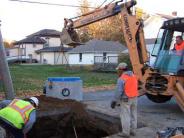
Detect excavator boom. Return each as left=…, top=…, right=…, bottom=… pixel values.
left=71, top=1, right=136, bottom=29
left=61, top=0, right=136, bottom=46
left=61, top=0, right=184, bottom=112
left=61, top=0, right=148, bottom=81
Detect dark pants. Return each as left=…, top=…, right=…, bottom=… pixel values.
left=0, top=118, right=24, bottom=138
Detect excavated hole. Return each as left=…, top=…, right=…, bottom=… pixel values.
left=27, top=95, right=146, bottom=138
left=27, top=95, right=120, bottom=138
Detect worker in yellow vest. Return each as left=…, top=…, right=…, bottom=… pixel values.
left=0, top=97, right=39, bottom=138
left=111, top=62, right=138, bottom=138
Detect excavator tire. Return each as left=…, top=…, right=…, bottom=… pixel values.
left=146, top=93, right=172, bottom=103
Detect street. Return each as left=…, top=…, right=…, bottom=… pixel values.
left=83, top=90, right=184, bottom=137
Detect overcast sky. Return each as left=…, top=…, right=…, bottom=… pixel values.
left=0, top=0, right=183, bottom=41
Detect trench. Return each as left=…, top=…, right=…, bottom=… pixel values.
left=27, top=95, right=121, bottom=138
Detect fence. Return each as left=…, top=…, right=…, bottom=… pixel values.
left=94, top=56, right=118, bottom=72
left=94, top=56, right=118, bottom=64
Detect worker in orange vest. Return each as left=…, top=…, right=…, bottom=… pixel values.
left=174, top=35, right=184, bottom=51
left=111, top=62, right=138, bottom=138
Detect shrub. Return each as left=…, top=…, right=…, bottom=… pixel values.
left=118, top=53, right=132, bottom=70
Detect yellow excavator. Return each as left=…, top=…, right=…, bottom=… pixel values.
left=61, top=0, right=184, bottom=112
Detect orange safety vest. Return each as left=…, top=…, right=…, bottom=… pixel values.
left=175, top=41, right=184, bottom=51
left=120, top=74, right=138, bottom=98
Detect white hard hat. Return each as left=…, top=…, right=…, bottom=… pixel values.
left=30, top=97, right=39, bottom=107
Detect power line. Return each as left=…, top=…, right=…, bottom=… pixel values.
left=109, top=0, right=116, bottom=4
left=97, top=0, right=108, bottom=8
left=70, top=0, right=117, bottom=20
left=9, top=0, right=96, bottom=9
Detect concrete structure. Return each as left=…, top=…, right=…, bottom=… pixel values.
left=46, top=77, right=83, bottom=101
left=68, top=39, right=127, bottom=65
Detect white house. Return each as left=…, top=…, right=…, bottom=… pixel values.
left=13, top=36, right=46, bottom=62
left=68, top=39, right=127, bottom=65
left=36, top=47, right=72, bottom=65
left=10, top=29, right=71, bottom=64
left=27, top=29, right=61, bottom=47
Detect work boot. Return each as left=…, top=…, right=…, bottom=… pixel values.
left=117, top=132, right=130, bottom=138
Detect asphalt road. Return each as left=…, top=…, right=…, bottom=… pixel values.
left=83, top=90, right=184, bottom=138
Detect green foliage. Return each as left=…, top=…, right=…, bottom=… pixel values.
left=118, top=53, right=132, bottom=69
left=0, top=65, right=117, bottom=93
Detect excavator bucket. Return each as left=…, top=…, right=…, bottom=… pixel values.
left=174, top=82, right=184, bottom=112
left=60, top=28, right=83, bottom=47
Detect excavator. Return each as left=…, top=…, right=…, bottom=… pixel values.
left=61, top=0, right=184, bottom=112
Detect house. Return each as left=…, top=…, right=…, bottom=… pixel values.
left=144, top=13, right=175, bottom=40
left=68, top=39, right=127, bottom=65
left=10, top=29, right=71, bottom=64
left=13, top=36, right=46, bottom=62
left=27, top=29, right=61, bottom=47
left=36, top=46, right=72, bottom=65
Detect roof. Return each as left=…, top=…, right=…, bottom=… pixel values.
left=68, top=39, right=126, bottom=54
left=161, top=17, right=184, bottom=32
left=36, top=46, right=72, bottom=53
left=13, top=36, right=46, bottom=45
left=27, top=29, right=61, bottom=37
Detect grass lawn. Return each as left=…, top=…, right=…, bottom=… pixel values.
left=0, top=65, right=117, bottom=94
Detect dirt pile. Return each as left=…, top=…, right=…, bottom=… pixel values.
left=27, top=95, right=119, bottom=138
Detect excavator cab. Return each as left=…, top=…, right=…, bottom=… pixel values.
left=152, top=18, right=184, bottom=75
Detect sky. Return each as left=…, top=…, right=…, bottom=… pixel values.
left=0, top=0, right=184, bottom=41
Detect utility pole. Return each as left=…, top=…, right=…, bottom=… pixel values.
left=0, top=21, right=15, bottom=99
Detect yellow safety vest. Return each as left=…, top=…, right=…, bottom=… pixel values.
left=0, top=99, right=35, bottom=129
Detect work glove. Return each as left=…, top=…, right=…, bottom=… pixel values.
left=111, top=101, right=116, bottom=109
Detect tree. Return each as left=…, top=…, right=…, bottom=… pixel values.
left=77, top=0, right=92, bottom=42
left=3, top=40, right=15, bottom=48
left=77, top=0, right=125, bottom=44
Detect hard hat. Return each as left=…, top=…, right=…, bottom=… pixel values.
left=116, top=62, right=128, bottom=70
left=30, top=97, right=39, bottom=107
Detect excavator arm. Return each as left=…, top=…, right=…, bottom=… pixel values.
left=61, top=0, right=148, bottom=82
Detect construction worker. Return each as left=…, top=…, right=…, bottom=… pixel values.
left=111, top=62, right=138, bottom=138
left=0, top=97, right=39, bottom=138
left=173, top=35, right=184, bottom=51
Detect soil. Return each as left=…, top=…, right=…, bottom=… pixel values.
left=27, top=95, right=119, bottom=138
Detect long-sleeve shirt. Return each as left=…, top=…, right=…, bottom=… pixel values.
left=113, top=71, right=134, bottom=101
left=0, top=100, right=36, bottom=133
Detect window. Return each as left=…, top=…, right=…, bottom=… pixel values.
left=79, top=53, right=82, bottom=62
left=152, top=29, right=164, bottom=56
left=103, top=52, right=107, bottom=62
left=44, top=43, right=49, bottom=48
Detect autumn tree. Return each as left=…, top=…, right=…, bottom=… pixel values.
left=3, top=40, right=15, bottom=48
left=77, top=0, right=92, bottom=42
left=77, top=0, right=125, bottom=43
